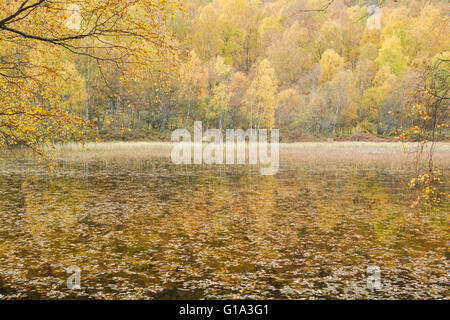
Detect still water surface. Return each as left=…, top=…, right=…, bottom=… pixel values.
left=0, top=157, right=448, bottom=299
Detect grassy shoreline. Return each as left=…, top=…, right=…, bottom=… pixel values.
left=43, top=141, right=450, bottom=165
left=1, top=141, right=449, bottom=167
left=55, top=140, right=450, bottom=151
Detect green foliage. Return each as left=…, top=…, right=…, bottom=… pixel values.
left=376, top=36, right=409, bottom=76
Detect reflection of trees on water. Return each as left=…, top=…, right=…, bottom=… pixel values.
left=0, top=159, right=447, bottom=298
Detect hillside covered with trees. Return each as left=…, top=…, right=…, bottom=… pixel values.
left=2, top=0, right=449, bottom=143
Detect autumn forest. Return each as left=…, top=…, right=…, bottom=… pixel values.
left=0, top=0, right=449, bottom=303
left=1, top=0, right=449, bottom=146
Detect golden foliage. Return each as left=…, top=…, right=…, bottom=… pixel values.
left=0, top=0, right=184, bottom=167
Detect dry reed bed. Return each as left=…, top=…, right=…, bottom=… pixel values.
left=50, top=141, right=450, bottom=167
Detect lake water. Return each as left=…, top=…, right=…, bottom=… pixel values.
left=0, top=151, right=448, bottom=299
